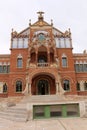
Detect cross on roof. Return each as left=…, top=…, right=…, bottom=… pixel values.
left=37, top=11, right=44, bottom=17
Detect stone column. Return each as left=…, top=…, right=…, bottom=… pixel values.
left=22, top=82, right=28, bottom=95
left=48, top=52, right=50, bottom=63
left=36, top=48, right=38, bottom=65
left=80, top=81, right=84, bottom=91
left=22, top=75, right=31, bottom=95
left=29, top=83, right=31, bottom=95
left=56, top=81, right=65, bottom=95
left=26, top=57, right=30, bottom=68
left=79, top=101, right=86, bottom=117
left=36, top=53, right=37, bottom=63
left=56, top=82, right=59, bottom=94
left=59, top=82, right=65, bottom=95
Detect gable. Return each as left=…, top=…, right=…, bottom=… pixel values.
left=32, top=20, right=51, bottom=27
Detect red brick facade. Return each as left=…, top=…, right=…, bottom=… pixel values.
left=0, top=12, right=87, bottom=97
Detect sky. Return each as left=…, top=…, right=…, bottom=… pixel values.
left=0, top=0, right=87, bottom=54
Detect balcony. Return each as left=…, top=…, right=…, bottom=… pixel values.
left=29, top=62, right=58, bottom=68
left=37, top=63, right=49, bottom=67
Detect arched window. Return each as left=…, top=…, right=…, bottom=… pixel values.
left=17, top=58, right=22, bottom=68
left=84, top=81, right=87, bottom=91
left=16, top=81, right=22, bottom=92
left=62, top=54, right=67, bottom=67
left=17, top=54, right=23, bottom=68
left=76, top=82, right=80, bottom=91
left=62, top=57, right=67, bottom=67
left=3, top=83, right=7, bottom=93
left=63, top=80, right=70, bottom=91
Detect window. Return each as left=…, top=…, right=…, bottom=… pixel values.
left=34, top=106, right=45, bottom=118
left=79, top=64, right=83, bottom=72
left=75, top=61, right=87, bottom=72
left=84, top=81, right=87, bottom=91
left=7, top=65, right=10, bottom=73
left=0, top=65, right=10, bottom=73
left=83, top=64, right=87, bottom=72
left=3, top=66, right=7, bottom=73
left=63, top=80, right=70, bottom=91
left=55, top=38, right=60, bottom=48
left=38, top=33, right=45, bottom=41
left=16, top=81, right=22, bottom=92
left=18, top=38, right=23, bottom=48
left=0, top=66, right=3, bottom=73
left=23, top=38, right=28, bottom=48
left=12, top=38, right=18, bottom=48
left=17, top=58, right=22, bottom=68
left=3, top=83, right=7, bottom=93
left=75, top=64, right=79, bottom=72
left=76, top=82, right=80, bottom=91
left=60, top=38, right=65, bottom=48
left=65, top=38, right=71, bottom=48
left=62, top=57, right=67, bottom=67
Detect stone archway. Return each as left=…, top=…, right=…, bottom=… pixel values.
left=31, top=74, right=56, bottom=95
left=25, top=69, right=64, bottom=95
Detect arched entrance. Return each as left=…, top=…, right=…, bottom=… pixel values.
left=31, top=74, right=56, bottom=95
left=37, top=79, right=49, bottom=95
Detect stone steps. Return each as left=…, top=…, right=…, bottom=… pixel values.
left=0, top=95, right=81, bottom=122
left=21, top=95, right=65, bottom=103
left=0, top=95, right=64, bottom=122
left=0, top=107, right=27, bottom=122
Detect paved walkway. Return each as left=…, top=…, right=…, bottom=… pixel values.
left=0, top=117, right=87, bottom=130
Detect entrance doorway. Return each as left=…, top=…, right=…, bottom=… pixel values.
left=37, top=80, right=49, bottom=95
left=31, top=74, right=56, bottom=95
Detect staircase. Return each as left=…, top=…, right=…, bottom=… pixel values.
left=0, top=95, right=66, bottom=122
left=0, top=105, right=27, bottom=122
left=0, top=95, right=87, bottom=121
left=21, top=95, right=65, bottom=103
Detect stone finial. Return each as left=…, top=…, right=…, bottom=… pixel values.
left=12, top=28, right=13, bottom=33
left=51, top=19, right=53, bottom=26
left=11, top=28, right=14, bottom=38
left=29, top=19, right=31, bottom=26
left=37, top=11, right=44, bottom=21
left=69, top=28, right=71, bottom=35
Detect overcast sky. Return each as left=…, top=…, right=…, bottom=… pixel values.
left=0, top=0, right=87, bottom=54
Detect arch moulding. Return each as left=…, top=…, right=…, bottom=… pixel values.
left=29, top=69, right=58, bottom=83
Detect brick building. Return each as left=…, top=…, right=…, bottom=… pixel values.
left=0, top=11, right=87, bottom=97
